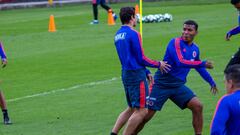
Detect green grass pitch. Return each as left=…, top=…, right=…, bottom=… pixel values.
left=0, top=0, right=238, bottom=134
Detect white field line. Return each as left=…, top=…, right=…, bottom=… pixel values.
left=8, top=77, right=119, bottom=102
left=7, top=69, right=225, bottom=103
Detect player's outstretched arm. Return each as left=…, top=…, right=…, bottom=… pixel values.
left=205, top=60, right=214, bottom=69
left=195, top=67, right=217, bottom=95
left=210, top=86, right=218, bottom=95
left=159, top=61, right=171, bottom=73
left=205, top=60, right=218, bottom=95
left=226, top=26, right=240, bottom=41
left=132, top=32, right=163, bottom=68
left=226, top=32, right=232, bottom=41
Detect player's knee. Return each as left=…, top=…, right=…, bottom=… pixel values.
left=129, top=111, right=145, bottom=122
left=134, top=108, right=147, bottom=117
left=100, top=3, right=105, bottom=7
left=125, top=107, right=134, bottom=114
left=192, top=102, right=203, bottom=113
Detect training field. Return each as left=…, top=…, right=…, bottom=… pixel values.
left=0, top=0, right=238, bottom=134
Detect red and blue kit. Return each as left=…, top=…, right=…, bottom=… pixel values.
left=147, top=37, right=215, bottom=111
left=114, top=25, right=160, bottom=108
left=211, top=90, right=240, bottom=135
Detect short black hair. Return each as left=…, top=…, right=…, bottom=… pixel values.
left=231, top=0, right=240, bottom=5
left=183, top=20, right=198, bottom=31
left=224, top=64, right=240, bottom=87
left=119, top=7, right=135, bottom=25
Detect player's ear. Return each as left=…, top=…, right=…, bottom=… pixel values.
left=229, top=80, right=234, bottom=89
left=132, top=15, right=135, bottom=19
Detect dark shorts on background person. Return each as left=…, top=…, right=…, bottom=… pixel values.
left=225, top=48, right=240, bottom=72
left=147, top=84, right=196, bottom=111
left=122, top=69, right=149, bottom=108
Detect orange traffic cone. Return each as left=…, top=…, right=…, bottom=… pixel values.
left=108, top=10, right=115, bottom=25
left=135, top=4, right=139, bottom=14
left=48, top=15, right=56, bottom=32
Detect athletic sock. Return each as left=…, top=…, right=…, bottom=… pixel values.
left=2, top=109, right=8, bottom=118
left=110, top=132, right=117, bottom=135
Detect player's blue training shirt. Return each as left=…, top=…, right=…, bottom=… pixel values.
left=211, top=90, right=240, bottom=135
left=114, top=25, right=160, bottom=71
left=0, top=42, right=6, bottom=60
left=227, top=10, right=240, bottom=36
left=154, top=37, right=215, bottom=88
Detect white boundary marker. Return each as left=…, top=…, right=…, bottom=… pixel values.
left=7, top=69, right=224, bottom=103
left=8, top=77, right=119, bottom=102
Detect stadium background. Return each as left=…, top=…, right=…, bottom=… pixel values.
left=1, top=0, right=176, bottom=4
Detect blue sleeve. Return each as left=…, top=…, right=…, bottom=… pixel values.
left=131, top=31, right=160, bottom=68
left=0, top=42, right=6, bottom=60
left=226, top=12, right=240, bottom=36
left=227, top=26, right=240, bottom=36
left=145, top=68, right=151, bottom=76
left=167, top=38, right=206, bottom=68
left=194, top=49, right=215, bottom=87
left=211, top=97, right=230, bottom=135
left=195, top=68, right=216, bottom=87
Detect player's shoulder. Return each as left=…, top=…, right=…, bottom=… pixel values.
left=226, top=91, right=240, bottom=99
left=116, top=27, right=129, bottom=36
left=171, top=38, right=177, bottom=42
left=218, top=94, right=234, bottom=105
left=191, top=42, right=200, bottom=50
left=167, top=38, right=178, bottom=48
left=130, top=28, right=140, bottom=36
left=171, top=37, right=182, bottom=44
left=127, top=29, right=141, bottom=40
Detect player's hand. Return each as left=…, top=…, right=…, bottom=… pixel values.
left=205, top=60, right=214, bottom=69
left=210, top=86, right=218, bottom=95
left=159, top=61, right=171, bottom=73
left=2, top=59, right=7, bottom=68
left=147, top=73, right=154, bottom=85
left=225, top=32, right=231, bottom=41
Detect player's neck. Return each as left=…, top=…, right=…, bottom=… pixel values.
left=183, top=40, right=193, bottom=46
left=234, top=88, right=240, bottom=92
left=123, top=24, right=133, bottom=28
left=187, top=39, right=194, bottom=45
left=186, top=41, right=192, bottom=45
left=228, top=87, right=240, bottom=94
left=181, top=37, right=193, bottom=45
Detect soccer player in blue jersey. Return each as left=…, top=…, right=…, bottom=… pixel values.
left=225, top=0, right=240, bottom=71
left=0, top=41, right=11, bottom=125
left=211, top=64, right=240, bottom=135
left=134, top=20, right=218, bottom=135
left=90, top=0, right=117, bottom=24
left=110, top=7, right=170, bottom=135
